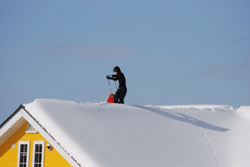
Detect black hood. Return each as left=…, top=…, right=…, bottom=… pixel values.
left=113, top=66, right=121, bottom=73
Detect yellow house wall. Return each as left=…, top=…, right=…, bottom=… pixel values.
left=0, top=121, right=72, bottom=167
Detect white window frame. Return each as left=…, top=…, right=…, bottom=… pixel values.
left=32, top=141, right=45, bottom=167
left=17, top=141, right=30, bottom=167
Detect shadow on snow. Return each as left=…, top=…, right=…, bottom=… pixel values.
left=134, top=105, right=230, bottom=132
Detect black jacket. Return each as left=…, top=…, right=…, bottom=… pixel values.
left=109, top=72, right=126, bottom=88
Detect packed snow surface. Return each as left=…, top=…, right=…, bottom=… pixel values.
left=24, top=99, right=250, bottom=167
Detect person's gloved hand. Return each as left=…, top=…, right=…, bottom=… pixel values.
left=106, top=75, right=111, bottom=79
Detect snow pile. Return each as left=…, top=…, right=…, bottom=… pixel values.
left=237, top=106, right=250, bottom=119
left=24, top=99, right=250, bottom=167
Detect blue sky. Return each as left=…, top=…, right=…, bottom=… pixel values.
left=1, top=0, right=249, bottom=123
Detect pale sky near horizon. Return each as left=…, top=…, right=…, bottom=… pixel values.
left=1, top=0, right=250, bottom=123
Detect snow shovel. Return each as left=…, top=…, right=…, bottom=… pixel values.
left=107, top=77, right=117, bottom=103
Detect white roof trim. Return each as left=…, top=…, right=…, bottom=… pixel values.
left=0, top=107, right=81, bottom=167
left=0, top=109, right=26, bottom=145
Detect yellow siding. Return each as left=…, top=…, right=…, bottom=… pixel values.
left=0, top=121, right=72, bottom=167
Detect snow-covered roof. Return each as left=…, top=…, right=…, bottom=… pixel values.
left=6, top=99, right=250, bottom=166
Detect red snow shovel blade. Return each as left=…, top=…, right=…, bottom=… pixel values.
left=107, top=94, right=115, bottom=103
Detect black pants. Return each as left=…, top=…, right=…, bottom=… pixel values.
left=114, top=87, right=127, bottom=104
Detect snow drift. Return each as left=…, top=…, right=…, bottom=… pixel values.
left=24, top=99, right=250, bottom=167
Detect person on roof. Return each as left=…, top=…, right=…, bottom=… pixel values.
left=106, top=66, right=127, bottom=104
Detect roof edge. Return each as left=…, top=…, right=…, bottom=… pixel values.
left=22, top=105, right=81, bottom=167
left=0, top=104, right=25, bottom=129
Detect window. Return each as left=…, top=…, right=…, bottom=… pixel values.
left=32, top=141, right=45, bottom=167
left=17, top=141, right=30, bottom=167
